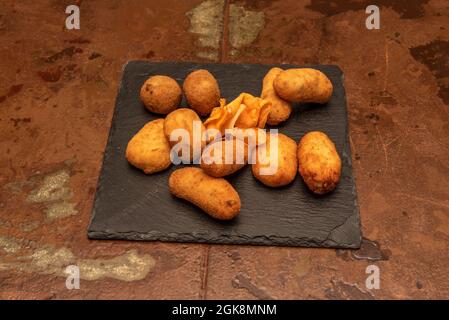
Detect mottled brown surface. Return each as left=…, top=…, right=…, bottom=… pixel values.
left=0, top=0, right=448, bottom=299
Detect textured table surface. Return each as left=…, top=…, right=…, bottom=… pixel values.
left=0, top=0, right=448, bottom=299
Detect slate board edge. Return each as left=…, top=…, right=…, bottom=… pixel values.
left=87, top=61, right=362, bottom=249
left=86, top=61, right=133, bottom=236
left=87, top=230, right=360, bottom=249
left=324, top=70, right=362, bottom=248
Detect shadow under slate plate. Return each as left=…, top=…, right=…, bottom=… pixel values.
left=87, top=61, right=362, bottom=249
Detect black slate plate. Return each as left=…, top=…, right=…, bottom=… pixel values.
left=87, top=61, right=362, bottom=248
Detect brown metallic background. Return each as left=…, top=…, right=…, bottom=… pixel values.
left=0, top=0, right=448, bottom=299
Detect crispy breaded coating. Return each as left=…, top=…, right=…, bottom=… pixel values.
left=183, top=69, right=221, bottom=116
left=125, top=119, right=171, bottom=174
left=169, top=167, right=241, bottom=220
left=273, top=68, right=333, bottom=104
left=251, top=133, right=297, bottom=187
left=201, top=138, right=248, bottom=177
left=140, top=75, right=181, bottom=114
left=261, top=67, right=292, bottom=125
left=164, top=108, right=206, bottom=162
left=297, top=131, right=341, bottom=194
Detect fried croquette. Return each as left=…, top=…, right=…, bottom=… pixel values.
left=125, top=119, right=171, bottom=174
left=164, top=108, right=206, bottom=162
left=183, top=69, right=221, bottom=116
left=273, top=68, right=333, bottom=104
left=169, top=167, right=241, bottom=220
left=140, top=75, right=182, bottom=114
left=297, top=131, right=341, bottom=194
left=261, top=67, right=292, bottom=125
left=251, top=133, right=297, bottom=187
left=201, top=137, right=248, bottom=177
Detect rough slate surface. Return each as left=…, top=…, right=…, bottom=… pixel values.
left=87, top=61, right=361, bottom=248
